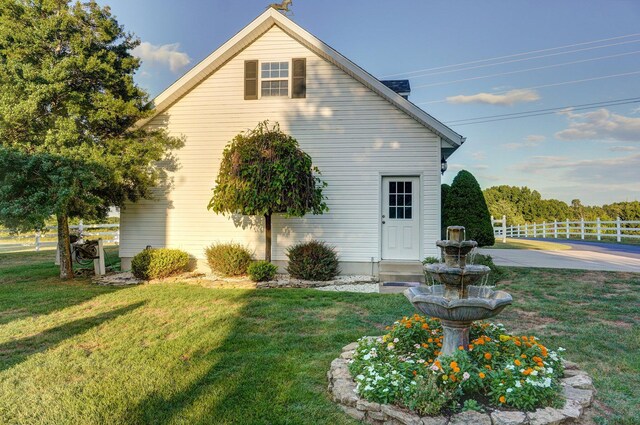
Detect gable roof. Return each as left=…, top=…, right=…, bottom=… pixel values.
left=141, top=8, right=465, bottom=153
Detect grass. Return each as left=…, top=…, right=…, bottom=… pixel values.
left=0, top=251, right=638, bottom=424
left=486, top=238, right=573, bottom=250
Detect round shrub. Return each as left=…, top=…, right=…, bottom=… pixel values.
left=204, top=242, right=253, bottom=276
left=286, top=240, right=340, bottom=281
left=247, top=261, right=278, bottom=282
left=131, top=248, right=190, bottom=280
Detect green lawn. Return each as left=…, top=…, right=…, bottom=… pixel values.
left=485, top=238, right=573, bottom=250
left=0, top=250, right=638, bottom=424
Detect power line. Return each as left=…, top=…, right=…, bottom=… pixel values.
left=444, top=98, right=640, bottom=126
left=446, top=97, right=640, bottom=124
left=413, top=50, right=640, bottom=89
left=383, top=32, right=640, bottom=78
left=418, top=70, right=640, bottom=105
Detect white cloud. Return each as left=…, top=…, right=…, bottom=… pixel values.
left=446, top=89, right=540, bottom=106
left=555, top=108, right=640, bottom=142
left=514, top=154, right=640, bottom=186
left=608, top=146, right=638, bottom=152
left=502, top=134, right=546, bottom=150
left=132, top=42, right=191, bottom=73
left=471, top=151, right=486, bottom=161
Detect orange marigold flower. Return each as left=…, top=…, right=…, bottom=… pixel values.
left=450, top=361, right=458, bottom=368
left=514, top=359, right=521, bottom=366
left=484, top=352, right=492, bottom=360
left=499, top=395, right=506, bottom=404
left=437, top=343, right=443, bottom=347
left=450, top=374, right=457, bottom=382
left=453, top=367, right=460, bottom=373
left=428, top=338, right=433, bottom=343
left=468, top=344, right=474, bottom=350
left=485, top=365, right=492, bottom=370
left=521, top=354, right=527, bottom=359
left=412, top=370, right=417, bottom=376
left=458, top=345, right=464, bottom=350
left=422, top=323, right=429, bottom=330
left=405, top=323, right=412, bottom=328
left=479, top=372, right=486, bottom=379
left=515, top=340, right=521, bottom=346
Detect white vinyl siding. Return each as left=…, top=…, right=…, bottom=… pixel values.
left=120, top=25, right=442, bottom=263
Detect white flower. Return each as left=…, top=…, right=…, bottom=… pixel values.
left=531, top=370, right=539, bottom=376
left=387, top=343, right=395, bottom=350
left=393, top=338, right=399, bottom=343
left=546, top=367, right=554, bottom=374
left=463, top=372, right=470, bottom=381
left=356, top=374, right=364, bottom=380
left=506, top=388, right=513, bottom=393
left=363, top=354, right=371, bottom=361
left=430, top=364, right=440, bottom=372
left=417, top=359, right=425, bottom=364
left=515, top=381, right=522, bottom=388
left=414, top=344, right=421, bottom=349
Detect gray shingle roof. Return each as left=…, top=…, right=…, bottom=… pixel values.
left=380, top=80, right=411, bottom=97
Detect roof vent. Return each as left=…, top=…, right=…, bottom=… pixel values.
left=381, top=80, right=411, bottom=100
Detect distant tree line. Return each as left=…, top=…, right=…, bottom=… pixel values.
left=482, top=185, right=640, bottom=225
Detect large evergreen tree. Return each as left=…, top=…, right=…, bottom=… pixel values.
left=0, top=0, right=183, bottom=279
left=208, top=121, right=328, bottom=262
left=444, top=170, right=495, bottom=246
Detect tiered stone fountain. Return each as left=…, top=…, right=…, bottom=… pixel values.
left=405, top=226, right=513, bottom=356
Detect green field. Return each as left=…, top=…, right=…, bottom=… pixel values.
left=0, top=250, right=638, bottom=424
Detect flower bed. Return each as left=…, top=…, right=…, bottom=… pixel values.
left=328, top=314, right=594, bottom=424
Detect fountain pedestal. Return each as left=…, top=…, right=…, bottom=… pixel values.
left=405, top=226, right=512, bottom=358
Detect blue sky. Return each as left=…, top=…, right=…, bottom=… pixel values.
left=99, top=0, right=640, bottom=205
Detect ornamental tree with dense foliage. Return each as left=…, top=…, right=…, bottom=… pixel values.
left=0, top=0, right=183, bottom=279
left=443, top=170, right=495, bottom=246
left=208, top=121, right=328, bottom=262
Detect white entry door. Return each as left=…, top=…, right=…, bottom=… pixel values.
left=382, top=177, right=420, bottom=260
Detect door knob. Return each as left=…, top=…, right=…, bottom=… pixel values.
left=382, top=221, right=386, bottom=224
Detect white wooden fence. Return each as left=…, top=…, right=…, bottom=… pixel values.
left=492, top=217, right=640, bottom=242
left=0, top=220, right=119, bottom=252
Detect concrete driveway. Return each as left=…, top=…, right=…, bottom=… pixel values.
left=479, top=240, right=640, bottom=273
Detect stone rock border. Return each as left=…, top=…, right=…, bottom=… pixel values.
left=328, top=341, right=594, bottom=425
left=257, top=275, right=377, bottom=289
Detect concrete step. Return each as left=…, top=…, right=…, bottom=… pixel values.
left=378, top=270, right=425, bottom=284
left=379, top=260, right=424, bottom=273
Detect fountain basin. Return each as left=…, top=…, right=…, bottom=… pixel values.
left=405, top=285, right=512, bottom=323
left=424, top=264, right=491, bottom=288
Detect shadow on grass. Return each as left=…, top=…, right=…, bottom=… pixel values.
left=0, top=301, right=146, bottom=372
left=130, top=290, right=410, bottom=424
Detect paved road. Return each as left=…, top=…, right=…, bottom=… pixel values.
left=479, top=239, right=640, bottom=273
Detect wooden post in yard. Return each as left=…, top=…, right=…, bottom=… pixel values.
left=502, top=215, right=506, bottom=243
left=616, top=217, right=622, bottom=242
left=93, top=239, right=106, bottom=276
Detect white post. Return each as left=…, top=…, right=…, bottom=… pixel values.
left=542, top=221, right=546, bottom=238
left=581, top=218, right=585, bottom=240
left=525, top=224, right=529, bottom=237
left=93, top=239, right=106, bottom=276
left=566, top=219, right=570, bottom=239
left=35, top=231, right=41, bottom=252
left=533, top=222, right=537, bottom=238
left=78, top=219, right=84, bottom=238
left=553, top=221, right=558, bottom=238
left=517, top=224, right=521, bottom=238
left=502, top=215, right=506, bottom=243
left=616, top=217, right=622, bottom=242
left=596, top=217, right=601, bottom=241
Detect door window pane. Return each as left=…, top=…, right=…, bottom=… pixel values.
left=389, top=195, right=396, bottom=206
left=389, top=208, right=396, bottom=219
left=405, top=207, right=412, bottom=219
left=397, top=208, right=404, bottom=219
left=388, top=180, right=414, bottom=220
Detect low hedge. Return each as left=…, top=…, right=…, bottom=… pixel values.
left=131, top=248, right=190, bottom=280
left=204, top=242, right=253, bottom=276
left=248, top=261, right=278, bottom=282
left=286, top=240, right=340, bottom=281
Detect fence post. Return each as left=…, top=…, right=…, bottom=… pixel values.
left=566, top=219, right=570, bottom=239
left=533, top=222, right=537, bottom=238
left=580, top=218, right=585, bottom=240
left=616, top=217, right=622, bottom=242
left=502, top=215, right=506, bottom=243
left=542, top=221, right=546, bottom=238
left=596, top=217, right=601, bottom=241
left=553, top=221, right=558, bottom=238
left=525, top=223, right=528, bottom=237
left=35, top=231, right=41, bottom=252
left=517, top=224, right=521, bottom=238
left=78, top=219, right=84, bottom=237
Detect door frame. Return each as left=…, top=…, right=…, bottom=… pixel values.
left=378, top=172, right=424, bottom=261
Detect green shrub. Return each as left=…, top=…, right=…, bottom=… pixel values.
left=248, top=261, right=278, bottom=282
left=443, top=170, right=495, bottom=247
left=422, top=256, right=441, bottom=265
left=470, top=253, right=505, bottom=285
left=204, top=242, right=252, bottom=276
left=131, top=248, right=190, bottom=280
left=286, top=240, right=340, bottom=281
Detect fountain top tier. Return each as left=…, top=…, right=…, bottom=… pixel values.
left=436, top=226, right=479, bottom=269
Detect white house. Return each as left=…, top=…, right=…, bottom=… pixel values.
left=120, top=8, right=465, bottom=281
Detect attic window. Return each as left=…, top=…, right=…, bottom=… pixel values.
left=261, top=62, right=289, bottom=97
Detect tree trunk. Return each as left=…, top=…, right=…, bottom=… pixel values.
left=57, top=212, right=73, bottom=280
left=264, top=213, right=272, bottom=262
